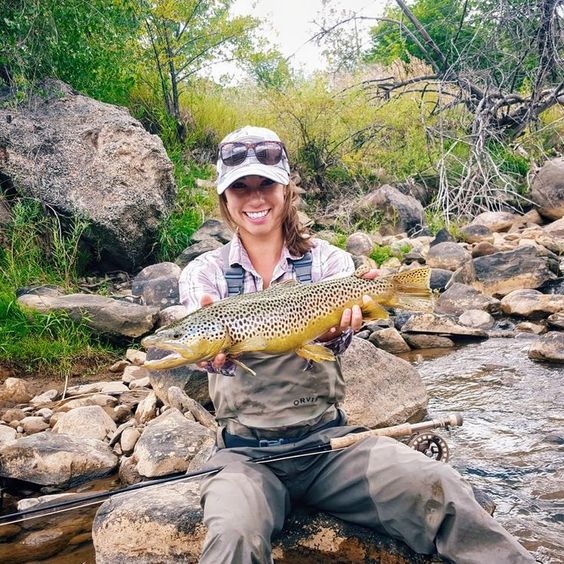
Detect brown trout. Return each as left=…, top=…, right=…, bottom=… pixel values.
left=141, top=265, right=433, bottom=374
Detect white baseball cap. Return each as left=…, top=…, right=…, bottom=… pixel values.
left=216, top=126, right=290, bottom=194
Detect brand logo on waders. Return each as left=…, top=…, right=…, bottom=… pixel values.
left=293, top=396, right=318, bottom=407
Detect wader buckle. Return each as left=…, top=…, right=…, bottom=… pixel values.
left=258, top=438, right=289, bottom=448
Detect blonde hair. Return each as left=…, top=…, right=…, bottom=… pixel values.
left=219, top=180, right=313, bottom=256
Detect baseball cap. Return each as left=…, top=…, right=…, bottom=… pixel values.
left=216, top=126, right=290, bottom=194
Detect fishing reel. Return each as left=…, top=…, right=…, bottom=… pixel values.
left=407, top=432, right=450, bottom=462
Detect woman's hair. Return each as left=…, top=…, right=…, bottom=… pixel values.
left=218, top=180, right=314, bottom=256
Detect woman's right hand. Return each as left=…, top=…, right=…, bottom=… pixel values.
left=197, top=294, right=228, bottom=370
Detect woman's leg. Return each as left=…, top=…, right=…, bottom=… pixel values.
left=303, top=434, right=534, bottom=564
left=199, top=449, right=290, bottom=564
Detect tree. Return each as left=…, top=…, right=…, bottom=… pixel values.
left=139, top=0, right=259, bottom=143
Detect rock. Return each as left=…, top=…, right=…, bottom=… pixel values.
left=146, top=348, right=211, bottom=406
left=157, top=304, right=190, bottom=327
left=452, top=246, right=559, bottom=297
left=345, top=232, right=374, bottom=256
left=528, top=332, right=564, bottom=363
left=113, top=405, right=133, bottom=424
left=0, top=79, right=176, bottom=270
left=0, top=377, right=33, bottom=403
left=2, top=407, right=26, bottom=423
left=126, top=349, right=147, bottom=366
left=122, top=365, right=150, bottom=384
left=352, top=184, right=426, bottom=236
left=426, top=242, right=471, bottom=271
left=53, top=406, right=117, bottom=441
left=35, top=407, right=53, bottom=420
left=132, top=262, right=181, bottom=308
left=368, top=327, right=411, bottom=354
left=515, top=321, right=546, bottom=335
left=341, top=338, right=427, bottom=427
left=470, top=211, right=518, bottom=232
left=57, top=394, right=118, bottom=412
left=437, top=283, right=500, bottom=316
left=189, top=219, right=232, bottom=245
left=429, top=228, right=454, bottom=247
left=458, top=310, right=495, bottom=330
left=460, top=224, right=494, bottom=244
left=401, top=313, right=488, bottom=338
left=547, top=312, right=564, bottom=330
left=30, top=389, right=59, bottom=406
left=129, top=377, right=151, bottom=389
left=175, top=238, right=223, bottom=269
left=501, top=289, right=564, bottom=319
left=530, top=157, right=564, bottom=220
left=403, top=334, right=455, bottom=349
left=429, top=269, right=453, bottom=291
left=17, top=293, right=159, bottom=338
left=0, top=528, right=69, bottom=563
left=20, top=416, right=50, bottom=435
left=92, top=482, right=437, bottom=564
left=120, top=427, right=141, bottom=455
left=544, top=217, right=564, bottom=239
left=135, top=391, right=159, bottom=424
left=109, top=360, right=130, bottom=373
left=471, top=241, right=499, bottom=258
left=65, top=381, right=129, bottom=396
left=119, top=455, right=143, bottom=485
left=0, top=424, right=17, bottom=442
left=134, top=409, right=214, bottom=477
left=0, top=431, right=117, bottom=487
left=167, top=386, right=217, bottom=432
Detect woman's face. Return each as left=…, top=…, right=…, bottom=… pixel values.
left=224, top=175, right=286, bottom=239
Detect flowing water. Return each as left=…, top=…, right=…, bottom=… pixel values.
left=405, top=337, right=564, bottom=564
left=1, top=337, right=562, bottom=563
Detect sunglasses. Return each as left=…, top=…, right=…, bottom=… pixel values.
left=219, top=141, right=286, bottom=167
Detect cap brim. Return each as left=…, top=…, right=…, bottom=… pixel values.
left=217, top=162, right=290, bottom=194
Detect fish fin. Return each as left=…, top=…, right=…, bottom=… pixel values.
left=391, top=268, right=434, bottom=312
left=144, top=354, right=190, bottom=370
left=231, top=358, right=257, bottom=376
left=361, top=300, right=390, bottom=321
left=229, top=335, right=268, bottom=354
left=353, top=264, right=371, bottom=278
left=296, top=344, right=336, bottom=362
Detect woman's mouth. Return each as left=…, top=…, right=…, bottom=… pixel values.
left=244, top=209, right=270, bottom=222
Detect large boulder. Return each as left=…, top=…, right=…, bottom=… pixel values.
left=92, top=481, right=436, bottom=564
left=437, top=283, right=501, bottom=316
left=530, top=158, right=564, bottom=220
left=352, top=184, right=426, bottom=236
left=0, top=79, right=176, bottom=269
left=501, top=289, right=564, bottom=319
left=0, top=431, right=117, bottom=487
left=340, top=337, right=428, bottom=427
left=528, top=332, right=564, bottom=363
left=426, top=242, right=472, bottom=271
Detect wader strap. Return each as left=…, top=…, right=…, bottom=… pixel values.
left=221, top=243, right=313, bottom=297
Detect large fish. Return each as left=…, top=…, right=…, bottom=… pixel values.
left=142, top=265, right=433, bottom=375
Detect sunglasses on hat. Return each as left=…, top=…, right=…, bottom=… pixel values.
left=218, top=141, right=286, bottom=167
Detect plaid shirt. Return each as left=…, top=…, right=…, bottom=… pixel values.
left=179, top=235, right=355, bottom=313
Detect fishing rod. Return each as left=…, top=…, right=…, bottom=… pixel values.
left=0, top=413, right=462, bottom=527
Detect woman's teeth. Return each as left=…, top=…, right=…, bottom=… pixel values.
left=245, top=210, right=269, bottom=219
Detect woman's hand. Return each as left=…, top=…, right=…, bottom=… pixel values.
left=197, top=294, right=229, bottom=370
left=316, top=268, right=381, bottom=342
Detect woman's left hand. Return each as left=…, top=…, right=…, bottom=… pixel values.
left=316, top=268, right=381, bottom=342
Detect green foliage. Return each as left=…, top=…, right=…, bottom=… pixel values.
left=0, top=0, right=141, bottom=104
left=369, top=243, right=412, bottom=267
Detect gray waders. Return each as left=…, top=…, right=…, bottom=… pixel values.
left=199, top=424, right=534, bottom=564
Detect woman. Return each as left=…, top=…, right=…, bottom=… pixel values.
left=178, top=126, right=533, bottom=564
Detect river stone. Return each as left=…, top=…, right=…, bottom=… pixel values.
left=401, top=313, right=488, bottom=338
left=1, top=407, right=26, bottom=423
left=20, top=416, right=50, bottom=435
left=500, top=289, right=564, bottom=319
left=57, top=394, right=118, bottom=412
left=30, top=389, right=59, bottom=406
left=452, top=246, right=559, bottom=297
left=125, top=348, right=147, bottom=366
left=403, top=334, right=455, bottom=349
left=17, top=293, right=159, bottom=338
left=0, top=424, right=17, bottom=442
left=528, top=332, right=564, bottom=363
left=470, top=211, right=518, bottom=232
left=0, top=431, right=117, bottom=487
left=458, top=310, right=495, bottom=330
left=129, top=377, right=151, bottom=389
left=176, top=238, right=224, bottom=268
left=437, top=283, right=501, bottom=316
left=121, top=427, right=141, bottom=455
left=530, top=157, right=564, bottom=220
left=132, top=262, right=182, bottom=308
left=346, top=231, right=375, bottom=256
left=0, top=377, right=33, bottom=404
left=460, top=224, right=494, bottom=244
left=53, top=406, right=117, bottom=441
left=0, top=79, right=176, bottom=270
left=93, top=481, right=442, bottom=564
left=0, top=528, right=70, bottom=563
left=122, top=365, right=150, bottom=384
left=367, top=327, right=411, bottom=354
left=515, top=321, right=546, bottom=335
left=341, top=337, right=427, bottom=427
left=65, top=381, right=129, bottom=396
left=426, top=242, right=471, bottom=271
left=471, top=241, right=499, bottom=258
left=547, top=312, right=564, bottom=330
left=190, top=218, right=232, bottom=244
left=146, top=347, right=211, bottom=406
left=134, top=408, right=213, bottom=477
left=544, top=217, right=564, bottom=238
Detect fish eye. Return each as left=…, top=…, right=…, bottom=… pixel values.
left=173, top=332, right=181, bottom=339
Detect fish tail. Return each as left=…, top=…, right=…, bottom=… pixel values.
left=390, top=268, right=434, bottom=312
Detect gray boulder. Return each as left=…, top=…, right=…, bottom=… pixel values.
left=530, top=158, right=564, bottom=220
left=426, top=242, right=472, bottom=271
left=132, top=262, right=181, bottom=309
left=437, top=283, right=501, bottom=316
left=17, top=292, right=158, bottom=338
left=528, top=332, right=564, bottom=363
left=52, top=406, right=116, bottom=441
left=0, top=79, right=176, bottom=269
left=501, top=289, right=564, bottom=319
left=341, top=337, right=428, bottom=427
left=0, top=431, right=117, bottom=487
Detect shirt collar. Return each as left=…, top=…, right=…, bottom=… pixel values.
left=229, top=234, right=304, bottom=273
